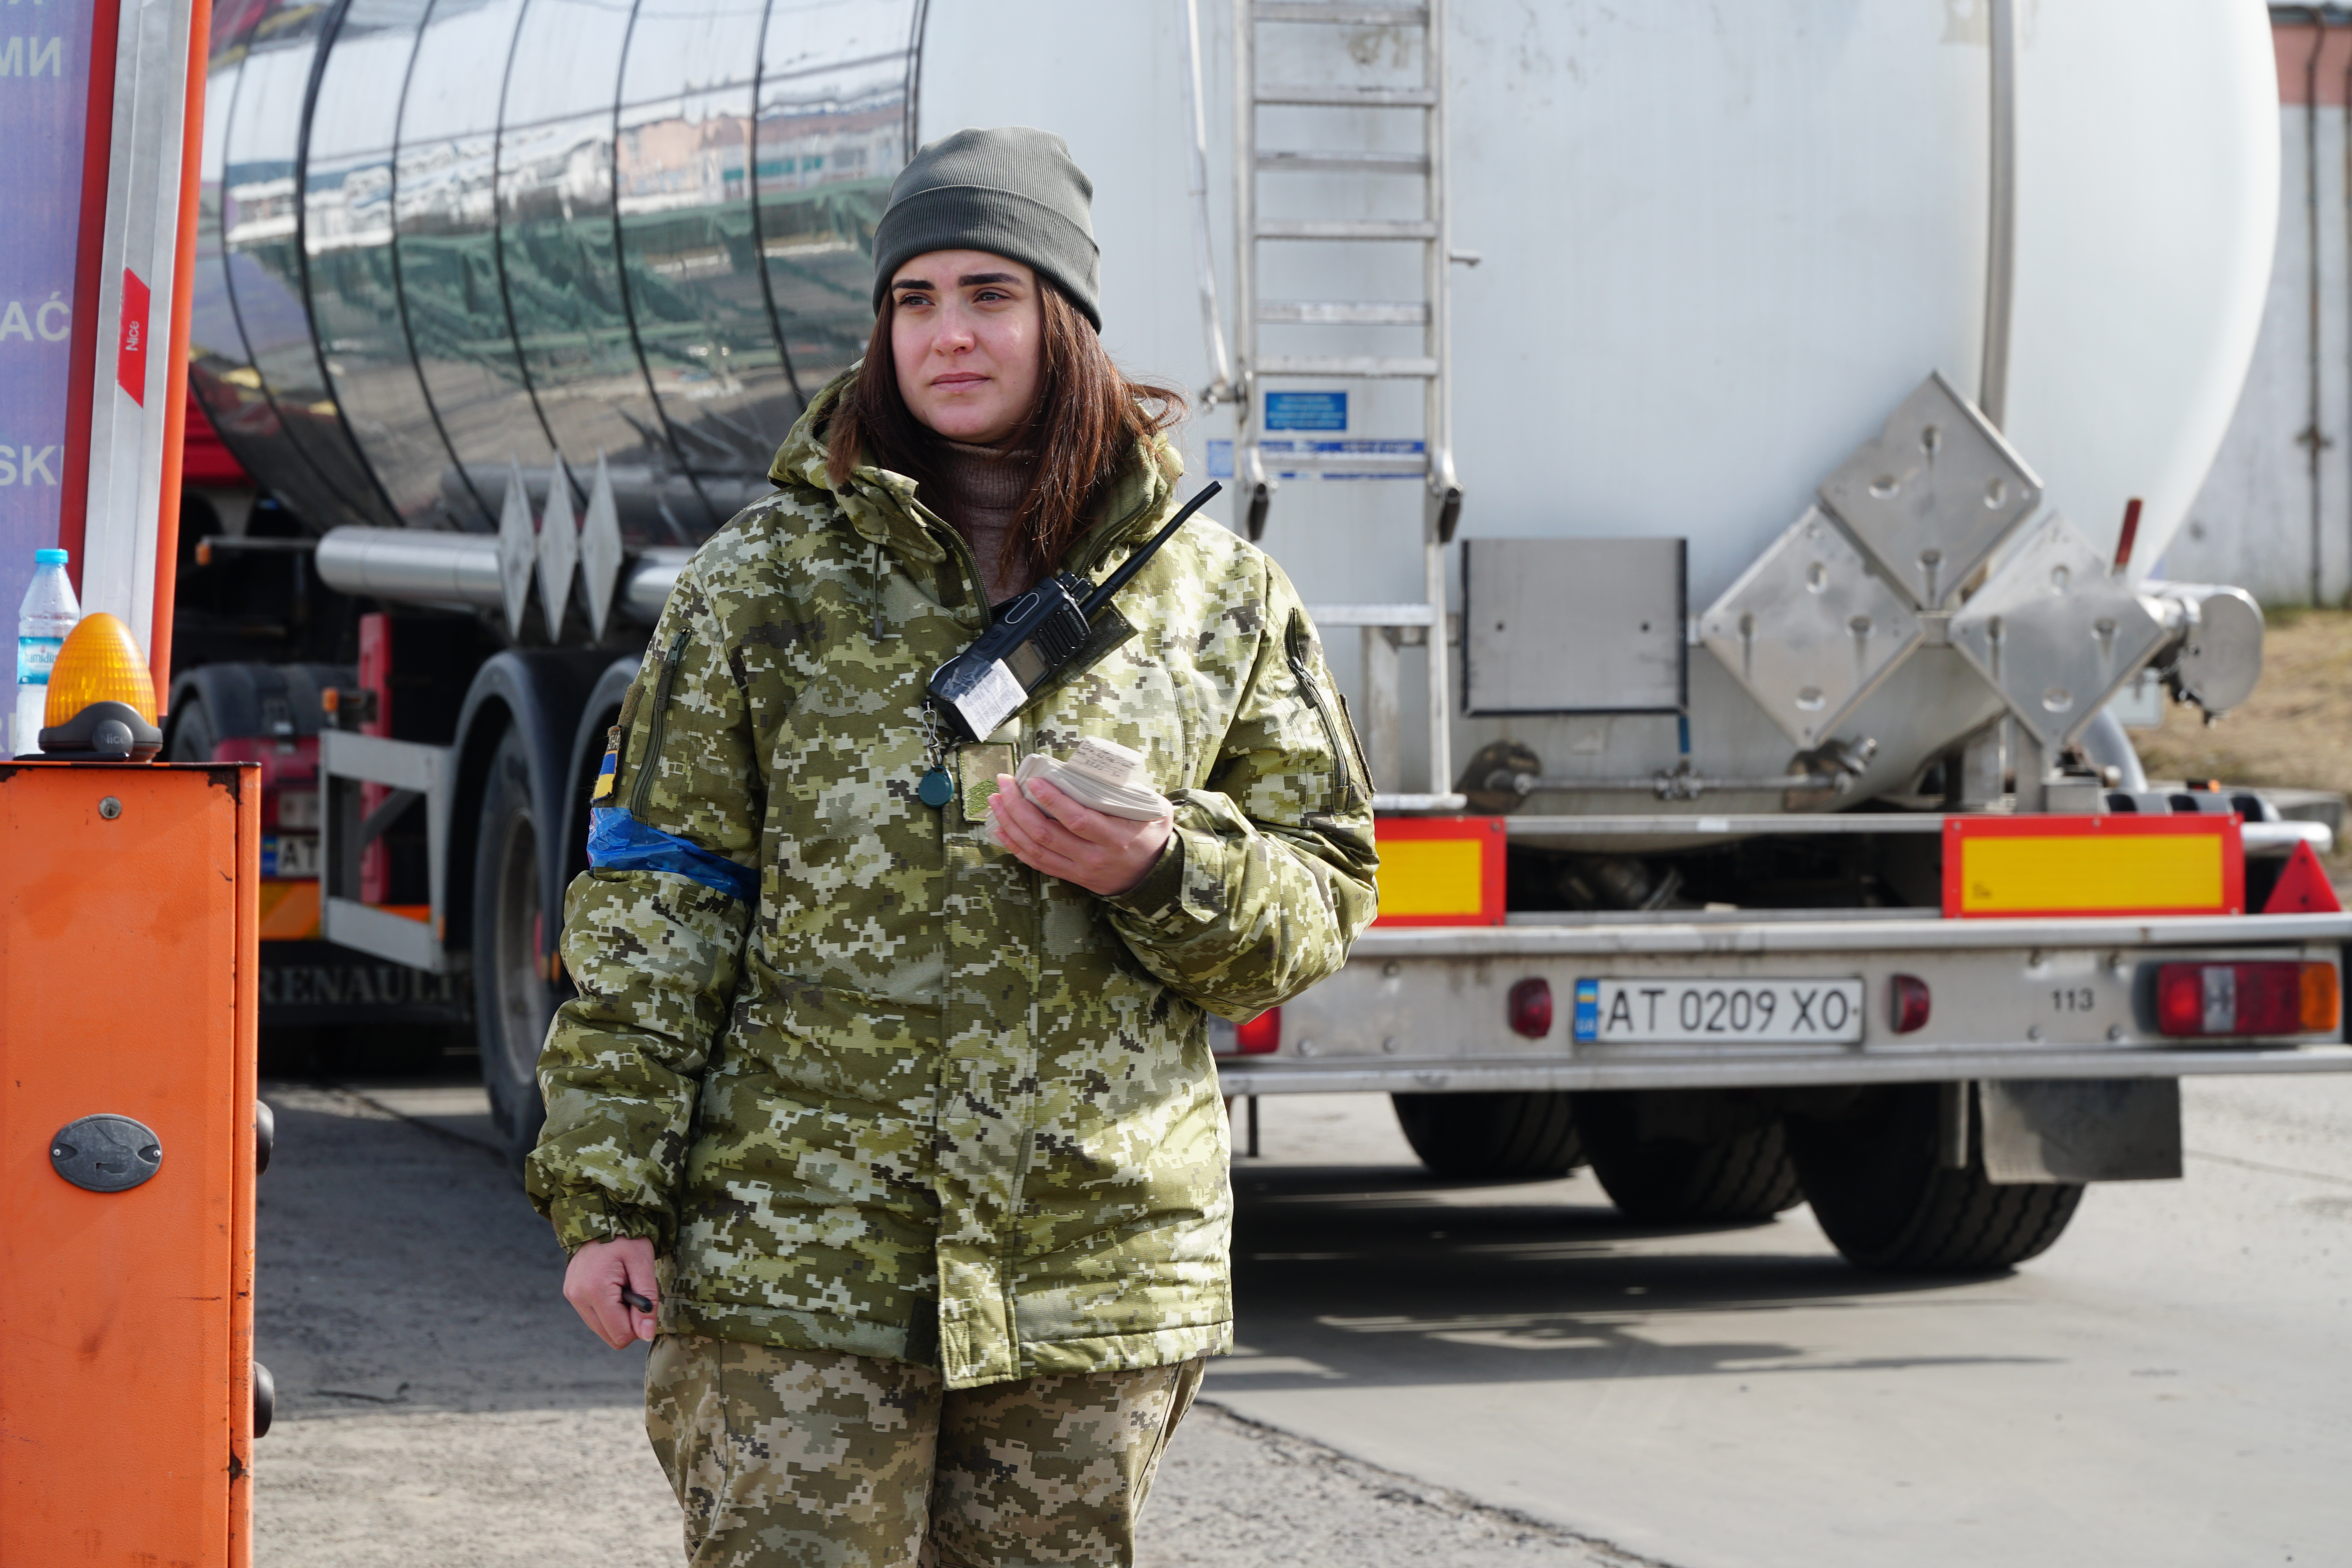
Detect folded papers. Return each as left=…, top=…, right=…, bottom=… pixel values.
left=1011, top=737, right=1169, bottom=823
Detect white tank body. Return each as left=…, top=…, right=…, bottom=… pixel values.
left=200, top=0, right=2278, bottom=808
left=920, top=0, right=2279, bottom=806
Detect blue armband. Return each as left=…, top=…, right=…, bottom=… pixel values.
left=586, top=808, right=759, bottom=904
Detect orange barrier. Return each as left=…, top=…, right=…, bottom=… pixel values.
left=0, top=761, right=260, bottom=1566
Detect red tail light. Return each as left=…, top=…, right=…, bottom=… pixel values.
left=2154, top=965, right=2208, bottom=1036
left=1507, top=977, right=1553, bottom=1039
left=1888, top=974, right=1931, bottom=1034
left=1234, top=1008, right=1281, bottom=1055
left=2155, top=961, right=2339, bottom=1036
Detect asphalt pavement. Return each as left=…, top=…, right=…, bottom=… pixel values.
left=250, top=1071, right=2352, bottom=1566
left=1210, top=1083, right=2352, bottom=1568
left=250, top=1079, right=1634, bottom=1566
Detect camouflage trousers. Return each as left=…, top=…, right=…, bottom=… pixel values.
left=644, top=1335, right=1204, bottom=1568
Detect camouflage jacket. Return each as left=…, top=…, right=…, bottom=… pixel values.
left=527, top=380, right=1379, bottom=1388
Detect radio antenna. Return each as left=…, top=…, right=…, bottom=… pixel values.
left=1081, top=481, right=1223, bottom=618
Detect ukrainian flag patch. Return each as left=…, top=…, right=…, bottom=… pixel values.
left=592, top=743, right=619, bottom=801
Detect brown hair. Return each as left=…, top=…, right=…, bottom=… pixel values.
left=825, top=279, right=1186, bottom=580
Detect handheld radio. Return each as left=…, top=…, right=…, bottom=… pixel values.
left=927, top=481, right=1222, bottom=742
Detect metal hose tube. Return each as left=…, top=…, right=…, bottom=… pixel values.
left=313, top=529, right=503, bottom=610
left=315, top=529, right=694, bottom=628
left=2075, top=709, right=2150, bottom=795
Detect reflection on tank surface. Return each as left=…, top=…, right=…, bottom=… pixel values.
left=191, top=0, right=921, bottom=554
left=203, top=0, right=405, bottom=534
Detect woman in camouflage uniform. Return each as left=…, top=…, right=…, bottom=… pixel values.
left=529, top=127, right=1379, bottom=1566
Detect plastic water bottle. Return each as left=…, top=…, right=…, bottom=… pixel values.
left=17, top=548, right=80, bottom=756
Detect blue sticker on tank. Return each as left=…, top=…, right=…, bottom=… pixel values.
left=1264, top=390, right=1347, bottom=430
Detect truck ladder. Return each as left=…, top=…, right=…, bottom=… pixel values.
left=1231, top=0, right=1464, bottom=810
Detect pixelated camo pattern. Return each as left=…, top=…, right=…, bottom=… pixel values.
left=529, top=372, right=1379, bottom=1388
left=644, top=1334, right=1203, bottom=1568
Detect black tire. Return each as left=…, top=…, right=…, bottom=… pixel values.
left=1785, top=1083, right=2085, bottom=1271
left=473, top=729, right=556, bottom=1170
left=1577, top=1090, right=1803, bottom=1223
left=1391, top=1091, right=1586, bottom=1179
left=164, top=697, right=218, bottom=763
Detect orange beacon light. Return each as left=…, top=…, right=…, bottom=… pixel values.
left=37, top=612, right=165, bottom=760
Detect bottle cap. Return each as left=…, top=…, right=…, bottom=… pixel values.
left=35, top=548, right=68, bottom=565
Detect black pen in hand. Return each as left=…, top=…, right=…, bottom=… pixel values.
left=621, top=1286, right=654, bottom=1312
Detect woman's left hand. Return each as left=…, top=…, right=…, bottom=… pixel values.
left=987, top=773, right=1173, bottom=898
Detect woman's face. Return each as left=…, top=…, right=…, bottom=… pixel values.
left=889, top=249, right=1044, bottom=445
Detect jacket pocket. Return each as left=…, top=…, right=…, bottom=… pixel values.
left=1286, top=610, right=1368, bottom=810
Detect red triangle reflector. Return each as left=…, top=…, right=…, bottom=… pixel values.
left=2262, top=839, right=2342, bottom=914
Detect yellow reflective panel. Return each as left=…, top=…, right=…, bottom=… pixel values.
left=1378, top=839, right=1488, bottom=918
left=1957, top=833, right=2226, bottom=915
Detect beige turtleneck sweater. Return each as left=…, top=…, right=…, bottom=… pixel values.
left=933, top=440, right=1040, bottom=604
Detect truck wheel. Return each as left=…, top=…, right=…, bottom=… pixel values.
left=473, top=730, right=554, bottom=1170
left=1391, top=1092, right=1585, bottom=1178
left=1576, top=1091, right=1803, bottom=1222
left=164, top=698, right=218, bottom=762
left=1785, top=1084, right=2084, bottom=1271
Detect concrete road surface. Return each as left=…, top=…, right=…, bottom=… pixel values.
left=251, top=1072, right=2352, bottom=1566
left=1213, top=1082, right=2352, bottom=1568
left=251, top=1080, right=1631, bottom=1566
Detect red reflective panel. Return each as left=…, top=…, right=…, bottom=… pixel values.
left=1507, top=977, right=1552, bottom=1039
left=1235, top=1008, right=1281, bottom=1055
left=1888, top=974, right=1931, bottom=1034
left=2236, top=963, right=2305, bottom=1035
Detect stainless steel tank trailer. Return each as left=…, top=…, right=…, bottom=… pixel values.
left=176, top=0, right=2346, bottom=1269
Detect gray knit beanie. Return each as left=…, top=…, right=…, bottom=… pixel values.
left=871, top=127, right=1101, bottom=329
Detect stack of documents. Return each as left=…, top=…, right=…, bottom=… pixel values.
left=1012, top=738, right=1168, bottom=822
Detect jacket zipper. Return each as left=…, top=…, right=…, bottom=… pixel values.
left=1063, top=494, right=1157, bottom=582
left=626, top=627, right=693, bottom=819
left=913, top=480, right=1156, bottom=617
left=1288, top=612, right=1368, bottom=809
left=933, top=523, right=996, bottom=629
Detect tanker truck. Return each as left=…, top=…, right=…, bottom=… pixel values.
left=178, top=0, right=2352, bottom=1269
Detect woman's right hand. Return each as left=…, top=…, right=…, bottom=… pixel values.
left=563, top=1236, right=660, bottom=1348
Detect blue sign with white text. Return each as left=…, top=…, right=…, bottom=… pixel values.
left=1263, top=391, right=1347, bottom=431
left=0, top=0, right=99, bottom=619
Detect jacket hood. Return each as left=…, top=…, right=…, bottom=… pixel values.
left=765, top=367, right=1186, bottom=575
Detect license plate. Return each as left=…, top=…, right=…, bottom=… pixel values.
left=1572, top=978, right=1866, bottom=1044
left=262, top=833, right=320, bottom=879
